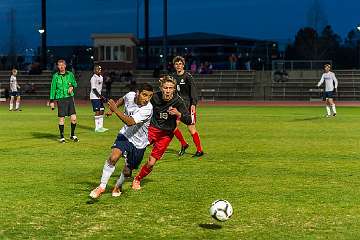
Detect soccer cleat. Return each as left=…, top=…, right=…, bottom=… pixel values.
left=178, top=144, right=189, bottom=156
left=70, top=135, right=79, bottom=142
left=333, top=113, right=337, bottom=117
left=95, top=127, right=108, bottom=133
left=15, top=108, right=22, bottom=111
left=325, top=115, right=331, bottom=118
left=112, top=185, right=122, bottom=197
left=132, top=178, right=141, bottom=190
left=89, top=186, right=105, bottom=199
left=59, top=138, right=66, bottom=143
left=192, top=151, right=204, bottom=157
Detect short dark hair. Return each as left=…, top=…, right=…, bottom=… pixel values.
left=57, top=59, right=66, bottom=65
left=172, top=56, right=185, bottom=65
left=137, top=83, right=153, bottom=93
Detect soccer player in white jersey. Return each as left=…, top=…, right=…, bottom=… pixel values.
left=89, top=83, right=154, bottom=199
left=317, top=64, right=338, bottom=117
left=90, top=65, right=108, bottom=132
left=9, top=68, right=21, bottom=111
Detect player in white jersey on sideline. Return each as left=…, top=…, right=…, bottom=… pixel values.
left=90, top=65, right=108, bottom=132
left=9, top=68, right=21, bottom=111
left=317, top=64, right=338, bottom=117
left=89, top=83, right=154, bottom=199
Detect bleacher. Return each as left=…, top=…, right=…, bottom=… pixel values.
left=195, top=70, right=256, bottom=101
left=0, top=71, right=53, bottom=99
left=1, top=69, right=360, bottom=101
left=270, top=70, right=360, bottom=101
left=107, top=70, right=256, bottom=101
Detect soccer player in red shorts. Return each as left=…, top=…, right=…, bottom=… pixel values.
left=171, top=56, right=204, bottom=157
left=132, top=75, right=192, bottom=190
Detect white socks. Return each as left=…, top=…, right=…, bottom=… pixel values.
left=15, top=101, right=20, bottom=110
left=326, top=104, right=336, bottom=115
left=9, top=98, right=14, bottom=110
left=100, top=160, right=115, bottom=189
left=99, top=115, right=104, bottom=128
left=326, top=106, right=331, bottom=116
left=94, top=115, right=104, bottom=130
left=115, top=172, right=125, bottom=188
left=331, top=104, right=336, bottom=114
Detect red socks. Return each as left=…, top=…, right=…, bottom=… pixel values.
left=136, top=165, right=152, bottom=181
left=174, top=128, right=188, bottom=146
left=192, top=132, right=203, bottom=152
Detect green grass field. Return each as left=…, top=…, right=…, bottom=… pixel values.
left=1, top=103, right=360, bottom=239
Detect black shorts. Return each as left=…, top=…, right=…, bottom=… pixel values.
left=57, top=97, right=76, bottom=117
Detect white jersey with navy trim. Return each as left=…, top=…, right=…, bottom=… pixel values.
left=10, top=75, right=19, bottom=92
left=119, top=92, right=153, bottom=149
left=317, top=71, right=338, bottom=92
left=89, top=74, right=103, bottom=100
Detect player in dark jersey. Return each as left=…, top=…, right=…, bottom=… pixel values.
left=132, top=75, right=192, bottom=190
left=171, top=56, right=204, bottom=157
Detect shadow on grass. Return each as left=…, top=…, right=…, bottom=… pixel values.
left=289, top=116, right=323, bottom=122
left=80, top=178, right=154, bottom=193
left=198, top=223, right=222, bottom=230
left=31, top=132, right=58, bottom=141
left=165, top=147, right=194, bottom=157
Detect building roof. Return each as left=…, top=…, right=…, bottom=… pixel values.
left=140, top=32, right=274, bottom=47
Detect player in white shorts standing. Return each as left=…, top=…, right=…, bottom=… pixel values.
left=317, top=64, right=338, bottom=117
left=89, top=83, right=154, bottom=199
left=9, top=68, right=21, bottom=111
left=90, top=65, right=108, bottom=132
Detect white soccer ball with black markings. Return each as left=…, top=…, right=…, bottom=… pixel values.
left=209, top=199, right=233, bottom=221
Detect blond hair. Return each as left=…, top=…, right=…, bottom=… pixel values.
left=159, top=75, right=177, bottom=86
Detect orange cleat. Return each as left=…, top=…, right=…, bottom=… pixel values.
left=89, top=186, right=105, bottom=199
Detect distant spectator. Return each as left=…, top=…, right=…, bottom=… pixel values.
left=104, top=73, right=113, bottom=99
left=244, top=53, right=251, bottom=71
left=207, top=62, right=213, bottom=74
left=198, top=63, right=206, bottom=74
left=237, top=53, right=243, bottom=70
left=190, top=61, right=197, bottom=74
left=229, top=54, right=237, bottom=70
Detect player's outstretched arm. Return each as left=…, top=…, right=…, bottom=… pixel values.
left=108, top=99, right=136, bottom=126
left=105, top=97, right=124, bottom=116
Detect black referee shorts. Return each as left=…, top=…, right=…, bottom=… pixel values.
left=57, top=96, right=76, bottom=117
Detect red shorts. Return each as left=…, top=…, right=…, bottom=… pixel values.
left=148, top=125, right=174, bottom=160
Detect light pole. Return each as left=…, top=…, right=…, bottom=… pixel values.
left=38, top=29, right=44, bottom=65
left=162, top=0, right=168, bottom=72
left=357, top=25, right=360, bottom=69
left=41, top=0, right=47, bottom=69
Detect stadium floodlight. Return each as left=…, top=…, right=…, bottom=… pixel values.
left=357, top=25, right=360, bottom=31
left=38, top=29, right=45, bottom=34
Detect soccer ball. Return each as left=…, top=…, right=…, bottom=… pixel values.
left=209, top=199, right=233, bottom=221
